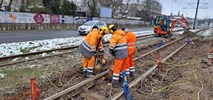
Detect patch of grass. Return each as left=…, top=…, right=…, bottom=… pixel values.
left=20, top=48, right=30, bottom=53
left=0, top=66, right=50, bottom=88
left=20, top=44, right=42, bottom=54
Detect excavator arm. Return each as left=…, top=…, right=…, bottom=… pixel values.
left=170, top=17, right=191, bottom=33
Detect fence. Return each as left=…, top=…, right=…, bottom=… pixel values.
left=0, top=11, right=149, bottom=31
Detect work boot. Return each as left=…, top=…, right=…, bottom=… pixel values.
left=112, top=80, right=119, bottom=88
left=86, top=72, right=94, bottom=78
left=83, top=71, right=87, bottom=78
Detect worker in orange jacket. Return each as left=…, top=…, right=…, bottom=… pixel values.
left=108, top=24, right=128, bottom=88
left=122, top=27, right=137, bottom=77
left=78, top=26, right=108, bottom=78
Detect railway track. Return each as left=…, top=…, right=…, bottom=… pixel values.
left=0, top=28, right=203, bottom=63
left=0, top=28, right=187, bottom=62
left=42, top=28, right=206, bottom=100
left=0, top=34, right=155, bottom=67
left=44, top=36, right=186, bottom=100
left=1, top=28, right=206, bottom=99
left=112, top=42, right=187, bottom=100
left=0, top=34, right=153, bottom=60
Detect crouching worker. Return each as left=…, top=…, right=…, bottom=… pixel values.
left=78, top=26, right=109, bottom=78
left=108, top=24, right=128, bottom=88
left=122, top=27, right=137, bottom=77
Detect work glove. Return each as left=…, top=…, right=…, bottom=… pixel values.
left=109, top=49, right=115, bottom=56
left=91, top=51, right=97, bottom=56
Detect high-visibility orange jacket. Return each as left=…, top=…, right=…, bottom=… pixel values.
left=126, top=31, right=136, bottom=55
left=109, top=29, right=128, bottom=59
left=78, top=29, right=104, bottom=59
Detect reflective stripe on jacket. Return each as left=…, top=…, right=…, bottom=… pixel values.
left=126, top=31, right=136, bottom=55
left=78, top=29, right=103, bottom=59
left=109, top=29, right=128, bottom=59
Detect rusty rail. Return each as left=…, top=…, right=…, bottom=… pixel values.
left=44, top=37, right=184, bottom=100
left=0, top=35, right=155, bottom=67
left=112, top=42, right=187, bottom=100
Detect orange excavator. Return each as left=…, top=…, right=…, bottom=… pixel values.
left=154, top=16, right=190, bottom=38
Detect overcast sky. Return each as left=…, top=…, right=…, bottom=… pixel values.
left=160, top=0, right=212, bottom=19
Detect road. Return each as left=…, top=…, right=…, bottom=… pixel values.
left=0, top=27, right=152, bottom=44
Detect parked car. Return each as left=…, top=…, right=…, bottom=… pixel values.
left=78, top=20, right=107, bottom=35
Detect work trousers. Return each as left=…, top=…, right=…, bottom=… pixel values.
left=112, top=58, right=128, bottom=81
left=83, top=56, right=95, bottom=74
left=126, top=54, right=135, bottom=75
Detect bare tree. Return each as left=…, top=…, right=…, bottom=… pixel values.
left=128, top=4, right=138, bottom=16
left=86, top=0, right=99, bottom=17
left=99, top=0, right=111, bottom=7
left=123, top=0, right=131, bottom=14
left=109, top=0, right=123, bottom=17
left=110, top=0, right=123, bottom=10
left=7, top=0, right=13, bottom=11
left=0, top=0, right=3, bottom=9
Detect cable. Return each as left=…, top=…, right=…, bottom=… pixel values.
left=148, top=59, right=202, bottom=94
left=193, top=61, right=204, bottom=100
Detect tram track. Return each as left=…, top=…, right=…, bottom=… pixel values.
left=44, top=36, right=186, bottom=100
left=0, top=34, right=155, bottom=67
left=1, top=28, right=207, bottom=99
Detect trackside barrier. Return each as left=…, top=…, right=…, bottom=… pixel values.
left=0, top=24, right=145, bottom=31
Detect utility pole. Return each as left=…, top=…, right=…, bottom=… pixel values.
left=193, top=0, right=200, bottom=29
left=183, top=2, right=208, bottom=28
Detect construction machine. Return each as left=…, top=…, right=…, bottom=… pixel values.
left=153, top=16, right=190, bottom=38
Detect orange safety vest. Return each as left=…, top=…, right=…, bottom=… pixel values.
left=109, top=29, right=128, bottom=59
left=126, top=31, right=136, bottom=55
left=78, top=29, right=104, bottom=59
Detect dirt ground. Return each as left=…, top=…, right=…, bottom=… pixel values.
left=131, top=40, right=213, bottom=100
left=0, top=36, right=167, bottom=99
left=1, top=29, right=212, bottom=100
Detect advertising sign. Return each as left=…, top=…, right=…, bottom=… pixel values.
left=50, top=15, right=60, bottom=24
left=100, top=7, right=112, bottom=18
left=0, top=11, right=6, bottom=23
left=16, top=12, right=34, bottom=23
left=0, top=12, right=17, bottom=23
left=34, top=13, right=44, bottom=24
left=6, top=12, right=17, bottom=23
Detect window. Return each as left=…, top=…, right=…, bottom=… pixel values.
left=100, top=22, right=105, bottom=26
left=96, top=22, right=101, bottom=26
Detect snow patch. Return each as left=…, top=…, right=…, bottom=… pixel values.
left=0, top=28, right=193, bottom=58
left=25, top=57, right=29, bottom=60
left=0, top=73, right=5, bottom=78
left=41, top=53, right=47, bottom=57
left=29, top=65, right=37, bottom=68
left=200, top=28, right=213, bottom=36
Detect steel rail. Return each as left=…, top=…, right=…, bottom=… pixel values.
left=44, top=37, right=184, bottom=100
left=0, top=28, right=201, bottom=60
left=0, top=35, right=155, bottom=67
left=0, top=45, right=78, bottom=60
left=111, top=42, right=187, bottom=100
left=0, top=34, right=154, bottom=60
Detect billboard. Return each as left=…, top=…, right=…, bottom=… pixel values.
left=50, top=14, right=60, bottom=24
left=100, top=7, right=112, bottom=18
left=0, top=12, right=17, bottom=23
left=16, top=12, right=34, bottom=23
left=0, top=11, right=58, bottom=24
